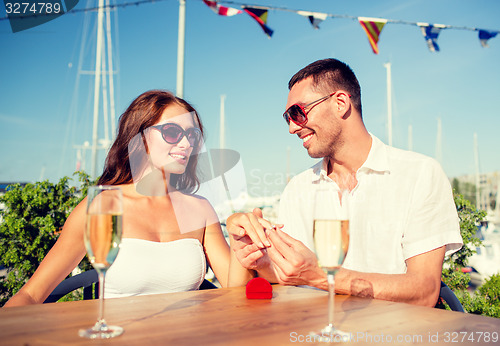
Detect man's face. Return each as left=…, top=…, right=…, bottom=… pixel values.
left=285, top=77, right=342, bottom=159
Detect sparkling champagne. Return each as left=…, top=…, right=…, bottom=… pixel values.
left=84, top=213, right=122, bottom=271
left=80, top=186, right=123, bottom=339
left=313, top=219, right=349, bottom=273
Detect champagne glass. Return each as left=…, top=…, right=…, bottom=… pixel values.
left=311, top=188, right=351, bottom=342
left=79, top=186, right=123, bottom=339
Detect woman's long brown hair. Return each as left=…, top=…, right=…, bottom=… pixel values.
left=97, top=90, right=204, bottom=193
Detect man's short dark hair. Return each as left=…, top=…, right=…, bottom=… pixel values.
left=288, top=59, right=362, bottom=115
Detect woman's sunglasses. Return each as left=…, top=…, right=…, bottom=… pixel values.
left=283, top=91, right=342, bottom=126
left=151, top=123, right=202, bottom=147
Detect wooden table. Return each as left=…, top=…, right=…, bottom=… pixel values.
left=1, top=285, right=499, bottom=345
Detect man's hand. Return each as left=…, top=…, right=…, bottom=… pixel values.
left=226, top=209, right=278, bottom=274
left=226, top=209, right=327, bottom=287
left=266, top=228, right=327, bottom=289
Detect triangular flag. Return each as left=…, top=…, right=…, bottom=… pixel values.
left=203, top=0, right=242, bottom=16
left=478, top=29, right=498, bottom=48
left=243, top=7, right=274, bottom=38
left=358, top=17, right=387, bottom=54
left=418, top=23, right=446, bottom=52
left=297, top=11, right=328, bottom=30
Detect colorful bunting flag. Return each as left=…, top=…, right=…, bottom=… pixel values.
left=418, top=23, right=446, bottom=52
left=203, top=0, right=242, bottom=16
left=297, top=11, right=328, bottom=30
left=358, top=17, right=387, bottom=54
left=243, top=7, right=274, bottom=38
left=198, top=3, right=499, bottom=53
left=478, top=29, right=498, bottom=48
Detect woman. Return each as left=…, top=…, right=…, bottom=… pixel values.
left=5, top=90, right=253, bottom=306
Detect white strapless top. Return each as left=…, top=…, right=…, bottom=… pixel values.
left=105, top=238, right=206, bottom=299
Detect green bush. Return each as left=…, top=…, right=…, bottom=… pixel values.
left=440, top=193, right=500, bottom=318
left=457, top=289, right=500, bottom=318
left=478, top=273, right=500, bottom=301
left=442, top=193, right=484, bottom=291
left=441, top=266, right=471, bottom=292
left=0, top=172, right=95, bottom=306
left=447, top=193, right=485, bottom=268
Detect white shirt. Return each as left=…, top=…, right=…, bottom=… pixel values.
left=105, top=238, right=206, bottom=298
left=278, top=135, right=463, bottom=274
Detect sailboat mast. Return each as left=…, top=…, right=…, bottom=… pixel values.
left=176, top=0, right=186, bottom=98
left=496, top=175, right=500, bottom=220
left=474, top=132, right=481, bottom=210
left=91, top=0, right=105, bottom=178
left=286, top=146, right=291, bottom=183
left=220, top=95, right=226, bottom=149
left=105, top=0, right=117, bottom=138
left=436, top=117, right=442, bottom=164
left=408, top=125, right=413, bottom=151
left=384, top=62, right=392, bottom=146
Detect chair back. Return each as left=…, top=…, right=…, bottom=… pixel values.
left=199, top=279, right=218, bottom=290
left=435, top=281, right=465, bottom=312
left=44, top=270, right=217, bottom=303
left=44, top=269, right=98, bottom=303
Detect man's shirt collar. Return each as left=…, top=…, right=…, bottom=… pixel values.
left=312, top=134, right=390, bottom=183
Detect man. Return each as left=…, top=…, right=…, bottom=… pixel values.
left=227, top=58, right=463, bottom=307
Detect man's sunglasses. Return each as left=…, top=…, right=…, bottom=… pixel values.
left=151, top=123, right=202, bottom=147
left=283, top=91, right=340, bottom=126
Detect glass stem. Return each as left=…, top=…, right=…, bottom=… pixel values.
left=97, top=270, right=106, bottom=324
left=327, top=273, right=335, bottom=328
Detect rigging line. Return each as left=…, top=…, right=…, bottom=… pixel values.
left=59, top=0, right=94, bottom=176
left=0, top=0, right=172, bottom=21
left=2, top=0, right=499, bottom=33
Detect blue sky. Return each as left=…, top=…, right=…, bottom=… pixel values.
left=1, top=0, right=499, bottom=196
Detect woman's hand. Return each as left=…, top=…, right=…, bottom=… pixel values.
left=226, top=209, right=283, bottom=282
left=226, top=208, right=280, bottom=248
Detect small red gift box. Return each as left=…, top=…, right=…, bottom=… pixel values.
left=246, top=277, right=272, bottom=299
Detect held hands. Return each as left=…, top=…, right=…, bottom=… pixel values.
left=226, top=208, right=275, bottom=271
left=226, top=209, right=326, bottom=289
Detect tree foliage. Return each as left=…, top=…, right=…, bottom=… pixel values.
left=0, top=172, right=95, bottom=306
left=447, top=193, right=485, bottom=267
left=440, top=193, right=499, bottom=318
